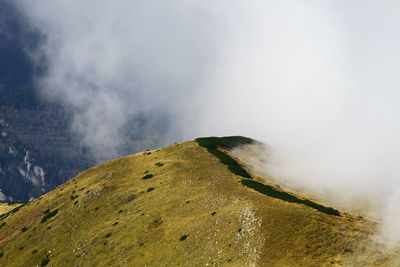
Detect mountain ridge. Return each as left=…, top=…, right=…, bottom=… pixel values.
left=0, top=137, right=398, bottom=266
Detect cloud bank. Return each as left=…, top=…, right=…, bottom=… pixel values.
left=14, top=0, right=400, bottom=241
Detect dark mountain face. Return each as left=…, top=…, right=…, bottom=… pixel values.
left=0, top=2, right=95, bottom=201
left=0, top=85, right=95, bottom=201
left=0, top=2, right=174, bottom=200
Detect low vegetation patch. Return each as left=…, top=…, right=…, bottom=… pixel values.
left=41, top=209, right=59, bottom=223
left=41, top=257, right=50, bottom=266
left=207, top=148, right=238, bottom=165
left=196, top=137, right=252, bottom=178
left=196, top=136, right=254, bottom=150
left=241, top=179, right=340, bottom=216
left=142, top=174, right=154, bottom=180
left=228, top=165, right=251, bottom=178
left=0, top=203, right=26, bottom=220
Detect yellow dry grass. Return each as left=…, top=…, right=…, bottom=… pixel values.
left=0, top=140, right=398, bottom=266
left=0, top=203, right=22, bottom=216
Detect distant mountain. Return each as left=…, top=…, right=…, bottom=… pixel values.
left=0, top=84, right=95, bottom=201
left=0, top=137, right=396, bottom=266
left=0, top=2, right=96, bottom=201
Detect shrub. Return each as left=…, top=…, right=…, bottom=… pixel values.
left=228, top=165, right=251, bottom=178
left=0, top=251, right=3, bottom=257
left=11, top=205, right=23, bottom=214
left=41, top=209, right=59, bottom=223
left=240, top=179, right=340, bottom=216
left=179, top=234, right=188, bottom=241
left=43, top=209, right=50, bottom=214
left=41, top=258, right=49, bottom=266
left=196, top=136, right=254, bottom=149
left=195, top=137, right=253, bottom=178
left=207, top=148, right=238, bottom=165
left=0, top=203, right=27, bottom=220
left=142, top=174, right=154, bottom=180
left=155, top=162, right=164, bottom=167
left=32, top=249, right=38, bottom=254
left=147, top=187, right=155, bottom=192
left=21, top=226, right=28, bottom=232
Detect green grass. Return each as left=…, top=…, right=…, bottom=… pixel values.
left=240, top=179, right=340, bottom=216
left=228, top=165, right=251, bottom=178
left=41, top=209, right=59, bottom=223
left=207, top=148, right=239, bottom=165
left=196, top=136, right=254, bottom=150
left=41, top=257, right=49, bottom=266
left=196, top=137, right=252, bottom=178
left=142, top=174, right=154, bottom=180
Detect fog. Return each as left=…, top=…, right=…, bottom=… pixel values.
left=14, top=1, right=400, bottom=242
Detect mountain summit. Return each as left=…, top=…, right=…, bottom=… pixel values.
left=0, top=137, right=397, bottom=266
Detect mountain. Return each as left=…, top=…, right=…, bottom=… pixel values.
left=0, top=84, right=95, bottom=201
left=0, top=136, right=398, bottom=266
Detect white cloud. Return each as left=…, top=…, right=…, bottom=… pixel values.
left=15, top=0, right=400, bottom=241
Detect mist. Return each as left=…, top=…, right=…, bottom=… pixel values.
left=14, top=1, right=400, bottom=242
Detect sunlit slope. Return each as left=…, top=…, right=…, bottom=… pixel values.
left=0, top=202, right=23, bottom=217
left=0, top=138, right=397, bottom=266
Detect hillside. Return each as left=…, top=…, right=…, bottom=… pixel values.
left=0, top=137, right=398, bottom=266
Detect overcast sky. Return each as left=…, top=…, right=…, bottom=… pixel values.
left=6, top=0, right=400, bottom=241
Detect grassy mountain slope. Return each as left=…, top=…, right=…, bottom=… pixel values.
left=0, top=138, right=398, bottom=266
left=0, top=202, right=23, bottom=216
